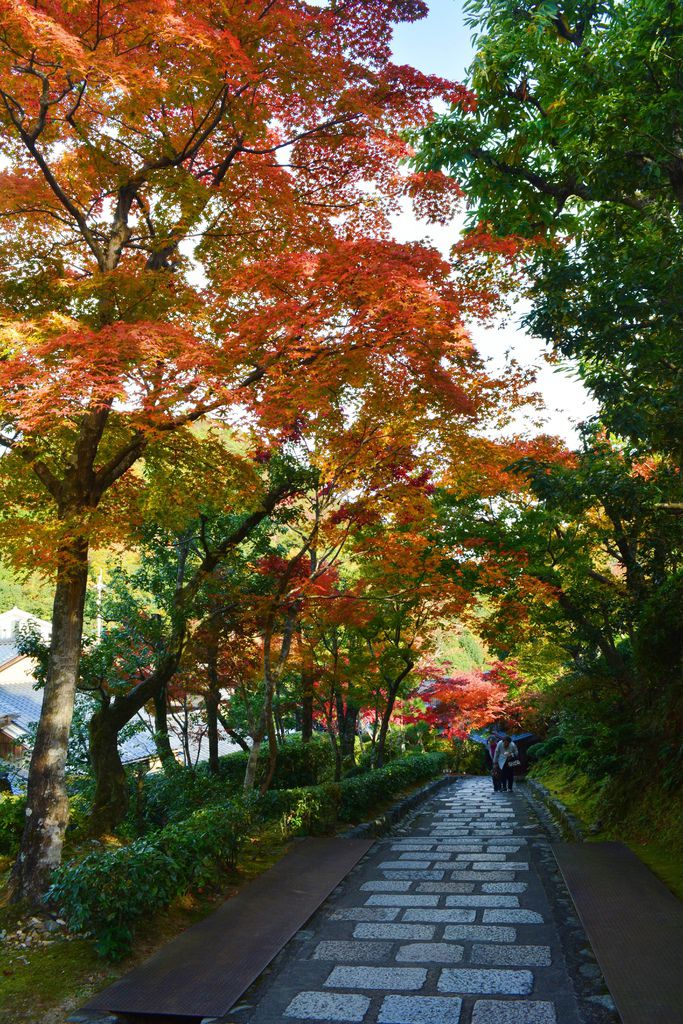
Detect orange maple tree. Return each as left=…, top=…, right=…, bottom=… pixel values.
left=0, top=1, right=515, bottom=899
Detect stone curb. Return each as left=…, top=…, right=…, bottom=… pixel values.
left=340, top=773, right=458, bottom=839
left=522, top=778, right=585, bottom=841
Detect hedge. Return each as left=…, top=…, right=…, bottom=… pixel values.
left=140, top=736, right=335, bottom=828
left=0, top=794, right=25, bottom=855
left=50, top=751, right=446, bottom=958
left=48, top=799, right=253, bottom=959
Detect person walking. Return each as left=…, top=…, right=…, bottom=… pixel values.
left=487, top=733, right=502, bottom=791
left=493, top=735, right=519, bottom=792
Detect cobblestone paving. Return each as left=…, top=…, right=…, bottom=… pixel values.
left=229, top=778, right=584, bottom=1024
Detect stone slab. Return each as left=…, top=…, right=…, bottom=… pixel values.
left=366, top=895, right=439, bottom=907
left=361, top=881, right=412, bottom=893
left=415, top=883, right=475, bottom=894
left=471, top=1000, right=557, bottom=1023
left=325, top=966, right=427, bottom=991
left=283, top=991, right=370, bottom=1021
left=471, top=944, right=552, bottom=967
left=380, top=861, right=432, bottom=870
left=354, top=923, right=436, bottom=941
left=378, top=994, right=463, bottom=1024
left=444, top=895, right=519, bottom=908
left=482, top=909, right=544, bottom=924
left=437, top=967, right=534, bottom=995
left=443, top=925, right=517, bottom=943
left=396, top=943, right=464, bottom=964
left=312, top=940, right=393, bottom=962
left=402, top=909, right=477, bottom=924
left=330, top=907, right=400, bottom=922
left=481, top=882, right=528, bottom=894
left=383, top=870, right=445, bottom=881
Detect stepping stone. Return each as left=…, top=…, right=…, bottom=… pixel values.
left=443, top=925, right=517, bottom=942
left=312, top=940, right=393, bottom=961
left=378, top=994, right=462, bottom=1023
left=361, top=881, right=412, bottom=892
left=354, top=922, right=436, bottom=940
left=471, top=1000, right=557, bottom=1023
left=330, top=907, right=400, bottom=921
left=445, top=895, right=520, bottom=908
left=284, top=991, right=370, bottom=1021
left=471, top=944, right=552, bottom=966
left=437, top=967, right=534, bottom=995
left=396, top=942, right=464, bottom=963
left=366, top=895, right=439, bottom=907
left=325, top=966, right=427, bottom=991
left=482, top=909, right=544, bottom=924
left=402, top=909, right=477, bottom=923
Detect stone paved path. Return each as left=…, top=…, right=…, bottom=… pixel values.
left=230, top=778, right=584, bottom=1024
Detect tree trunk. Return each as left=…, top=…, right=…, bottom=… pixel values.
left=375, top=662, right=413, bottom=769
left=9, top=536, right=89, bottom=902
left=153, top=688, right=175, bottom=767
left=88, top=704, right=129, bottom=835
left=260, top=708, right=279, bottom=794
left=301, top=653, right=315, bottom=743
left=205, top=691, right=220, bottom=775
left=243, top=735, right=262, bottom=792
left=86, top=652, right=182, bottom=832
left=340, top=704, right=359, bottom=766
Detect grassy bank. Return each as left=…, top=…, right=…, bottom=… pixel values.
left=531, top=763, right=683, bottom=901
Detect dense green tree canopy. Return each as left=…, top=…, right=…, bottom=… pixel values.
left=415, top=0, right=683, bottom=457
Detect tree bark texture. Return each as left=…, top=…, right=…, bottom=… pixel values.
left=9, top=536, right=89, bottom=902
left=88, top=704, right=129, bottom=835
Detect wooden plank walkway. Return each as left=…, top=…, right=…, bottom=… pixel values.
left=78, top=837, right=373, bottom=1020
left=553, top=841, right=683, bottom=1024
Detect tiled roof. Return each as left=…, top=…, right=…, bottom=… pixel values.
left=0, top=641, right=24, bottom=668
left=0, top=681, right=41, bottom=732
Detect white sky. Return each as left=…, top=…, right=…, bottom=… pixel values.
left=390, top=0, right=598, bottom=446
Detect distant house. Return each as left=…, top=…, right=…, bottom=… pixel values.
left=0, top=606, right=239, bottom=781
left=0, top=607, right=51, bottom=759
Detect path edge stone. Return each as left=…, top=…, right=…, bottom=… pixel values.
left=340, top=774, right=458, bottom=840
left=521, top=778, right=585, bottom=841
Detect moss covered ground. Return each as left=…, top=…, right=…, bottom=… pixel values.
left=531, top=763, right=683, bottom=901
left=0, top=828, right=290, bottom=1024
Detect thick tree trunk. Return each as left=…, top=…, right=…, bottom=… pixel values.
left=9, top=536, right=89, bottom=902
left=87, top=652, right=182, bottom=832
left=88, top=704, right=129, bottom=835
left=340, top=704, right=359, bottom=765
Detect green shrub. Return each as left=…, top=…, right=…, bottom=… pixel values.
left=138, top=737, right=336, bottom=831
left=338, top=751, right=446, bottom=821
left=49, top=799, right=253, bottom=959
left=0, top=793, right=25, bottom=854
left=51, top=750, right=445, bottom=959
left=214, top=736, right=335, bottom=790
